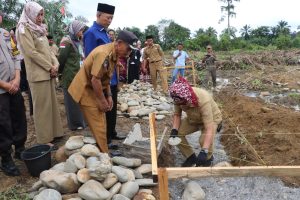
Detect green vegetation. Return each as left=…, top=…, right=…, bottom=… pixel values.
left=251, top=79, right=264, bottom=90
left=288, top=93, right=300, bottom=101
left=0, top=185, right=30, bottom=200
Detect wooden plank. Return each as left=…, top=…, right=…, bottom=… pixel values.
left=191, top=60, right=196, bottom=85
left=158, top=168, right=170, bottom=200
left=149, top=113, right=158, bottom=180
left=166, top=166, right=300, bottom=179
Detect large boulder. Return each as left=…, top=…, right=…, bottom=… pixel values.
left=112, top=157, right=142, bottom=168
left=33, top=189, right=62, bottom=200
left=65, top=136, right=84, bottom=150
left=182, top=181, right=205, bottom=200
left=119, top=181, right=139, bottom=199
left=78, top=180, right=110, bottom=200
left=40, top=170, right=80, bottom=194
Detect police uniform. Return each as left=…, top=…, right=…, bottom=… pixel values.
left=143, top=44, right=168, bottom=93
left=0, top=28, right=27, bottom=161
left=68, top=43, right=118, bottom=153
left=174, top=88, right=222, bottom=159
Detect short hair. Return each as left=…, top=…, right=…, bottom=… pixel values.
left=146, top=35, right=153, bottom=40
left=10, top=27, right=16, bottom=33
left=178, top=42, right=183, bottom=46
left=108, top=29, right=115, bottom=34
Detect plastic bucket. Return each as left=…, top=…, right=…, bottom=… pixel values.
left=21, top=144, right=52, bottom=177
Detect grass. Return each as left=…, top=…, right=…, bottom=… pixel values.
left=0, top=185, right=30, bottom=200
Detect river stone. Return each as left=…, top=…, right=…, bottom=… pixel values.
left=65, top=148, right=81, bottom=157
left=38, top=186, right=47, bottom=192
left=133, top=192, right=156, bottom=200
left=83, top=137, right=96, bottom=144
left=103, top=173, right=118, bottom=189
left=126, top=168, right=136, bottom=182
left=29, top=180, right=43, bottom=192
left=33, top=189, right=62, bottom=200
left=182, top=181, right=205, bottom=200
left=138, top=189, right=153, bottom=194
left=214, top=161, right=232, bottom=167
left=112, top=194, right=130, bottom=200
left=155, top=115, right=165, bottom=120
left=69, top=154, right=86, bottom=169
left=129, top=110, right=139, bottom=117
left=112, top=157, right=142, bottom=168
left=135, top=179, right=157, bottom=187
left=283, top=87, right=290, bottom=91
left=119, top=181, right=139, bottom=199
left=64, top=158, right=78, bottom=173
left=40, top=170, right=80, bottom=194
left=154, top=102, right=171, bottom=111
left=136, top=164, right=152, bottom=174
left=138, top=108, right=156, bottom=117
left=78, top=180, right=110, bottom=200
left=127, top=106, right=142, bottom=113
left=128, top=100, right=139, bottom=107
left=132, top=169, right=143, bottom=179
left=66, top=198, right=82, bottom=200
left=86, top=157, right=100, bottom=169
left=77, top=168, right=91, bottom=183
left=65, top=136, right=84, bottom=150
left=89, top=162, right=112, bottom=181
left=62, top=193, right=81, bottom=200
left=55, top=145, right=68, bottom=162
left=112, top=166, right=128, bottom=182
left=260, top=91, right=270, bottom=96
left=81, top=144, right=100, bottom=157
left=51, top=162, right=65, bottom=172
left=120, top=103, right=129, bottom=112
left=109, top=182, right=122, bottom=197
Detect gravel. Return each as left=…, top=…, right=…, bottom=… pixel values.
left=169, top=131, right=300, bottom=200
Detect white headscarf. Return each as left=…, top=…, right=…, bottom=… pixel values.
left=69, top=20, right=85, bottom=40
left=16, top=1, right=47, bottom=36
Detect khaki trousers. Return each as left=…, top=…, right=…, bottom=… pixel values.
left=149, top=61, right=168, bottom=93
left=29, top=79, right=63, bottom=144
left=80, top=106, right=108, bottom=153
left=177, top=117, right=218, bottom=159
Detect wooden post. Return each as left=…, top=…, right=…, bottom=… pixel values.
left=149, top=113, right=158, bottom=182
left=192, top=60, right=196, bottom=85
left=158, top=168, right=169, bottom=200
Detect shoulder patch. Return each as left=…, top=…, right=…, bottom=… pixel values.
left=60, top=43, right=66, bottom=48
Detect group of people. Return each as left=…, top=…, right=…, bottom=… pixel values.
left=0, top=1, right=222, bottom=177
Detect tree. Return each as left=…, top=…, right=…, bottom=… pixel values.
left=162, top=21, right=190, bottom=49
left=144, top=25, right=160, bottom=44
left=195, top=28, right=205, bottom=37
left=219, top=0, right=240, bottom=34
left=205, top=27, right=218, bottom=37
left=221, top=27, right=237, bottom=38
left=75, top=15, right=89, bottom=24
left=124, top=26, right=144, bottom=41
left=0, top=0, right=23, bottom=28
left=240, top=24, right=251, bottom=40
left=276, top=20, right=291, bottom=36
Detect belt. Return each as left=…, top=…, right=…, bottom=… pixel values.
left=150, top=60, right=162, bottom=63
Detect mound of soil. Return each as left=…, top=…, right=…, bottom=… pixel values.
left=217, top=89, right=300, bottom=187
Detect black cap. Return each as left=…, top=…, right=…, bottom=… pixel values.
left=117, top=30, right=138, bottom=50
left=146, top=35, right=153, bottom=40
left=47, top=35, right=53, bottom=40
left=97, top=3, right=115, bottom=14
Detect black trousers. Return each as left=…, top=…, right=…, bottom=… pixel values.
left=127, top=63, right=140, bottom=84
left=0, top=91, right=27, bottom=157
left=106, top=85, right=118, bottom=144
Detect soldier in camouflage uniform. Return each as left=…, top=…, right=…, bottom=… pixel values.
left=202, top=45, right=217, bottom=89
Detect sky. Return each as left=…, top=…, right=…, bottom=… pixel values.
left=60, top=0, right=299, bottom=36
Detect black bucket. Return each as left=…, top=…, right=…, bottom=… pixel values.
left=21, top=144, right=52, bottom=177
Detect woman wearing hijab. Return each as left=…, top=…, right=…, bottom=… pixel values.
left=58, top=20, right=87, bottom=131
left=169, top=77, right=222, bottom=167
left=16, top=2, right=63, bottom=146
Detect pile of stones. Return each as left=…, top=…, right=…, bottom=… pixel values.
left=28, top=135, right=157, bottom=200
left=117, top=80, right=173, bottom=120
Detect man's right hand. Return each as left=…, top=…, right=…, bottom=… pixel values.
left=97, top=98, right=110, bottom=112
left=170, top=129, right=178, bottom=138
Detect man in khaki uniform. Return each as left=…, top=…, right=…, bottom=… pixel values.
left=68, top=30, right=137, bottom=153
left=142, top=35, right=168, bottom=93
left=169, top=77, right=222, bottom=167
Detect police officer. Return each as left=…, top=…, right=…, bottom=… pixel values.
left=169, top=77, right=222, bottom=167
left=68, top=30, right=138, bottom=153
left=0, top=12, right=27, bottom=176
left=142, top=35, right=168, bottom=94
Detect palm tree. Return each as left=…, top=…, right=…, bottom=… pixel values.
left=240, top=24, right=251, bottom=40
left=276, top=20, right=291, bottom=35
left=219, top=0, right=240, bottom=34
left=205, top=27, right=218, bottom=37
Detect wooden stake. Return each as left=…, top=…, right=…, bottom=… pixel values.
left=166, top=166, right=300, bottom=179
left=158, top=168, right=169, bottom=200
left=149, top=113, right=158, bottom=181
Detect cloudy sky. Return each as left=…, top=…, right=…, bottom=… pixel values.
left=68, top=0, right=299, bottom=36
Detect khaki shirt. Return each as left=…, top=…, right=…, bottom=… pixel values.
left=0, top=28, right=21, bottom=94
left=174, top=87, right=222, bottom=125
left=50, top=44, right=59, bottom=56
left=18, top=26, right=59, bottom=82
left=68, top=43, right=117, bottom=107
left=143, top=44, right=164, bottom=63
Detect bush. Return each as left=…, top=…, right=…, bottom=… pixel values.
left=275, top=34, right=292, bottom=49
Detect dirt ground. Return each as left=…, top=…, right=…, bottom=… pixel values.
left=1, top=50, right=300, bottom=198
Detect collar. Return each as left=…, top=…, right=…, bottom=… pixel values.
left=93, top=21, right=105, bottom=31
